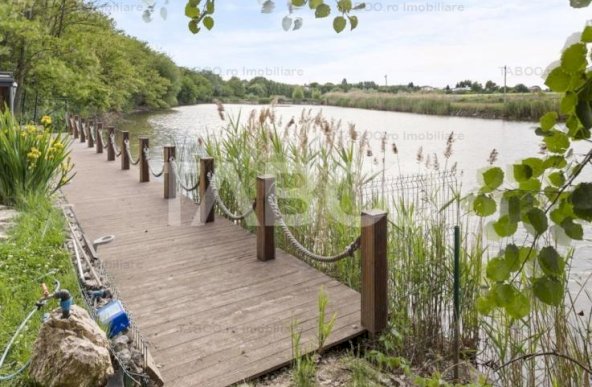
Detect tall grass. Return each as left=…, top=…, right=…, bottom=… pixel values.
left=192, top=105, right=589, bottom=384
left=0, top=112, right=74, bottom=206
left=324, top=91, right=561, bottom=122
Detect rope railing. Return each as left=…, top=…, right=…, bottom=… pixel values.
left=88, top=124, right=97, bottom=143
left=99, top=128, right=109, bottom=146
left=143, top=147, right=164, bottom=178
left=110, top=134, right=122, bottom=157
left=169, top=159, right=199, bottom=192
left=267, top=193, right=361, bottom=263
left=124, top=140, right=141, bottom=166
left=208, top=172, right=255, bottom=221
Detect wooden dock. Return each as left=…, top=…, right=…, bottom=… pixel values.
left=62, top=137, right=368, bottom=386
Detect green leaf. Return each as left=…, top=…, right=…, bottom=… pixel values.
left=188, top=20, right=200, bottom=34
left=538, top=246, right=564, bottom=277
left=504, top=244, right=521, bottom=272
left=543, top=155, right=567, bottom=170
left=505, top=291, right=531, bottom=319
left=493, top=215, right=518, bottom=238
left=486, top=257, right=511, bottom=282
left=561, top=43, right=587, bottom=73
left=526, top=208, right=548, bottom=235
left=333, top=16, right=347, bottom=33
left=548, top=171, right=565, bottom=187
left=348, top=15, right=358, bottom=30
left=476, top=294, right=495, bottom=315
left=560, top=218, right=584, bottom=240
left=503, top=195, right=521, bottom=222
left=493, top=284, right=517, bottom=307
left=540, top=112, right=557, bottom=131
left=481, top=167, right=504, bottom=192
left=576, top=98, right=592, bottom=130
left=309, top=0, right=323, bottom=8
left=203, top=16, right=214, bottom=30
left=533, top=277, right=563, bottom=306
left=561, top=92, right=578, bottom=114
left=473, top=194, right=497, bottom=217
left=582, top=25, right=592, bottom=42
left=513, top=164, right=533, bottom=182
left=550, top=200, right=574, bottom=224
left=337, top=0, right=352, bottom=12
left=519, top=178, right=542, bottom=192
left=315, top=3, right=331, bottom=17
left=543, top=130, right=570, bottom=154
left=572, top=183, right=592, bottom=221
left=292, top=0, right=307, bottom=6
left=523, top=158, right=544, bottom=178
left=206, top=0, right=215, bottom=13
left=545, top=67, right=571, bottom=92
left=571, top=0, right=592, bottom=8
left=185, top=4, right=199, bottom=18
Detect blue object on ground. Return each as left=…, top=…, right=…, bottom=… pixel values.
left=96, top=300, right=130, bottom=338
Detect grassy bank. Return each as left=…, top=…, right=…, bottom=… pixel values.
left=324, top=91, right=561, bottom=121
left=0, top=197, right=79, bottom=385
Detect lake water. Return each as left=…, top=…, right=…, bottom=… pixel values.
left=119, top=104, right=591, bottom=307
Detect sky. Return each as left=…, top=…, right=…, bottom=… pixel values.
left=104, top=0, right=590, bottom=87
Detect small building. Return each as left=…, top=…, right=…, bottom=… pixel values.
left=0, top=72, right=17, bottom=114
left=529, top=85, right=542, bottom=93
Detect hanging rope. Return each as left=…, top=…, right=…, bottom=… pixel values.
left=110, top=134, right=122, bottom=157
left=267, top=193, right=361, bottom=263
left=88, top=125, right=97, bottom=143
left=124, top=140, right=140, bottom=166
left=169, top=159, right=199, bottom=192
left=143, top=147, right=164, bottom=177
left=208, top=172, right=255, bottom=221
left=98, top=128, right=109, bottom=146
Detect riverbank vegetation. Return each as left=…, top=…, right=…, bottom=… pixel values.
left=0, top=196, right=80, bottom=385
left=323, top=91, right=561, bottom=122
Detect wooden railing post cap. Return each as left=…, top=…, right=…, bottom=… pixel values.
left=257, top=174, right=275, bottom=180
left=362, top=209, right=387, bottom=220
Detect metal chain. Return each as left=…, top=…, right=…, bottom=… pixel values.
left=208, top=172, right=255, bottom=221
left=169, top=159, right=199, bottom=192
left=267, top=193, right=361, bottom=263
left=110, top=134, right=122, bottom=157
left=124, top=140, right=141, bottom=166
left=143, top=147, right=164, bottom=178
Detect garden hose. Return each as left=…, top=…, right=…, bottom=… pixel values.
left=0, top=279, right=61, bottom=381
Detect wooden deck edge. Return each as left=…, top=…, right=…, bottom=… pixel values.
left=232, top=328, right=367, bottom=386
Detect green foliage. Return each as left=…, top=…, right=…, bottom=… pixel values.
left=292, top=86, right=305, bottom=102
left=0, top=112, right=73, bottom=205
left=290, top=320, right=317, bottom=387
left=316, top=287, right=336, bottom=350
left=184, top=0, right=365, bottom=34
left=473, top=21, right=592, bottom=317
left=0, top=197, right=79, bottom=383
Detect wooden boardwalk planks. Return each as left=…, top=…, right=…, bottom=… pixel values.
left=62, top=142, right=364, bottom=386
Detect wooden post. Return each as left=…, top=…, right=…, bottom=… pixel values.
left=87, top=120, right=95, bottom=148
left=163, top=146, right=176, bottom=199
left=121, top=131, right=130, bottom=170
left=256, top=175, right=275, bottom=261
left=139, top=137, right=149, bottom=183
left=80, top=118, right=86, bottom=143
left=73, top=115, right=79, bottom=139
left=107, top=127, right=115, bottom=161
left=199, top=157, right=215, bottom=223
left=67, top=115, right=73, bottom=136
left=361, top=210, right=388, bottom=335
left=96, top=123, right=104, bottom=154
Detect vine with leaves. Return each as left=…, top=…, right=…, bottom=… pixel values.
left=183, top=0, right=366, bottom=34
left=473, top=15, right=592, bottom=318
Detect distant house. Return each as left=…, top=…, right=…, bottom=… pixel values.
left=529, top=86, right=542, bottom=93
left=452, top=86, right=471, bottom=94
left=420, top=85, right=438, bottom=92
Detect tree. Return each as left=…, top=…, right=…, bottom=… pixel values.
left=227, top=76, right=245, bottom=98
left=513, top=83, right=529, bottom=93
left=485, top=80, right=499, bottom=93
left=292, top=86, right=304, bottom=102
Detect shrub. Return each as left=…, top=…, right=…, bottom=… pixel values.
left=0, top=112, right=74, bottom=205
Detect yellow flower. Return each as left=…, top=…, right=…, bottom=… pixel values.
left=27, top=147, right=41, bottom=161
left=27, top=125, right=37, bottom=134
left=41, top=115, right=52, bottom=126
